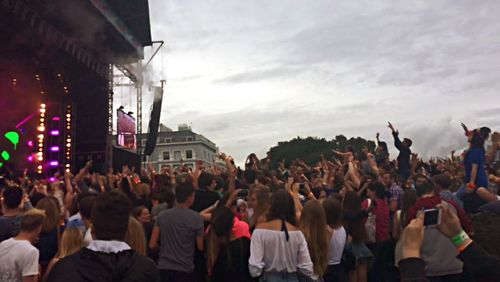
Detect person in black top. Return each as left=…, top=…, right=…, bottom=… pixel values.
left=192, top=172, right=221, bottom=213
left=207, top=206, right=252, bottom=282
left=47, top=191, right=159, bottom=282
left=388, top=122, right=412, bottom=180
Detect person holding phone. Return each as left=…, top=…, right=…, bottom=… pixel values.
left=399, top=205, right=500, bottom=282
left=401, top=181, right=473, bottom=280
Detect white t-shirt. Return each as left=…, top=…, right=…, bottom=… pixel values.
left=0, top=238, right=39, bottom=282
left=328, top=226, right=346, bottom=265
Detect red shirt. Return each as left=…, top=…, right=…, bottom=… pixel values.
left=407, top=195, right=473, bottom=235
left=362, top=198, right=390, bottom=242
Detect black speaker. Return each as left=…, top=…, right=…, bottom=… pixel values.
left=143, top=86, right=163, bottom=156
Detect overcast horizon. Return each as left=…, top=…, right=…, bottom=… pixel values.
left=116, top=0, right=500, bottom=165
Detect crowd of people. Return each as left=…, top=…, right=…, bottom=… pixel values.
left=1, top=122, right=500, bottom=282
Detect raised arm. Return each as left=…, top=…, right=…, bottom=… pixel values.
left=388, top=122, right=403, bottom=150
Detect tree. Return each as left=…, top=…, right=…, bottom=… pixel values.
left=267, top=135, right=376, bottom=168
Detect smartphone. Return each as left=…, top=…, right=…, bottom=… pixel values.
left=423, top=209, right=441, bottom=226
left=299, top=183, right=307, bottom=195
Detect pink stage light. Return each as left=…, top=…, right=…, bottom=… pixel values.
left=27, top=141, right=34, bottom=147
left=52, top=117, right=61, bottom=121
left=49, top=161, right=59, bottom=167
left=50, top=130, right=60, bottom=136
left=27, top=156, right=33, bottom=162
left=49, top=177, right=57, bottom=182
left=50, top=146, right=59, bottom=152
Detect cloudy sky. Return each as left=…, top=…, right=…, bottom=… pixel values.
left=116, top=0, right=500, bottom=164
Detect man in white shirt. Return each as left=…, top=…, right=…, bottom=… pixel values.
left=0, top=208, right=46, bottom=282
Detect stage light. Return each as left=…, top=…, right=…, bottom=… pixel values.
left=66, top=143, right=71, bottom=147
left=27, top=141, right=34, bottom=147
left=66, top=138, right=71, bottom=142
left=27, top=156, right=33, bottom=162
left=37, top=134, right=44, bottom=139
left=40, top=108, right=46, bottom=114
left=52, top=117, right=60, bottom=121
left=37, top=156, right=43, bottom=161
left=38, top=126, right=45, bottom=132
left=37, top=165, right=42, bottom=169
left=50, top=130, right=60, bottom=136
left=49, top=177, right=56, bottom=182
left=65, top=164, right=70, bottom=167
left=1, top=151, right=10, bottom=161
left=49, top=161, right=58, bottom=167
left=50, top=146, right=59, bottom=152
left=41, top=103, right=46, bottom=108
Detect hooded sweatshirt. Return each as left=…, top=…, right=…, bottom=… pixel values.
left=47, top=240, right=159, bottom=282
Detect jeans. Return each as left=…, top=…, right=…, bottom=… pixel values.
left=260, top=272, right=299, bottom=282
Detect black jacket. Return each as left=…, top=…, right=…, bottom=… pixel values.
left=47, top=248, right=160, bottom=282
left=400, top=242, right=500, bottom=282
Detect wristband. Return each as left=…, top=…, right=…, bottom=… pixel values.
left=451, top=230, right=470, bottom=247
left=466, top=183, right=476, bottom=190
left=456, top=239, right=473, bottom=253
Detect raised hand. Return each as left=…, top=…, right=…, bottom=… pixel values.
left=388, top=122, right=395, bottom=131
left=460, top=122, right=468, bottom=133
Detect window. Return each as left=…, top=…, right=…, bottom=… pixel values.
left=174, top=151, right=181, bottom=161
left=186, top=150, right=193, bottom=159
left=187, top=136, right=193, bottom=142
left=204, top=151, right=207, bottom=160
left=142, top=140, right=147, bottom=147
left=159, top=138, right=166, bottom=143
left=166, top=138, right=172, bottom=143
left=162, top=151, right=170, bottom=161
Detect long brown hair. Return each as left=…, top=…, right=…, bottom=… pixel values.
left=250, top=186, right=270, bottom=227
left=206, top=206, right=234, bottom=273
left=299, top=200, right=329, bottom=277
left=35, top=197, right=60, bottom=233
left=343, top=191, right=367, bottom=244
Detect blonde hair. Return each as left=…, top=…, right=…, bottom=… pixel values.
left=124, top=217, right=146, bottom=256
left=21, top=208, right=46, bottom=232
left=299, top=200, right=330, bottom=277
left=58, top=228, right=83, bottom=258
left=35, top=197, right=60, bottom=233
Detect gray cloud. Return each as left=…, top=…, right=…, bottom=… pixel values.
left=144, top=0, right=500, bottom=164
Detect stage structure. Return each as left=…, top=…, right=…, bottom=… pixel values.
left=0, top=0, right=152, bottom=175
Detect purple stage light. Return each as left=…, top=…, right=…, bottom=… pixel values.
left=27, top=140, right=34, bottom=147
left=49, top=177, right=57, bottom=182
left=50, top=130, right=60, bottom=136
left=52, top=117, right=61, bottom=121
left=50, top=146, right=59, bottom=152
left=49, top=161, right=59, bottom=167
left=27, top=156, right=33, bottom=162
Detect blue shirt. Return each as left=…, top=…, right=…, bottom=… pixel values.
left=464, top=147, right=488, bottom=188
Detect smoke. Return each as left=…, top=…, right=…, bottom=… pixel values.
left=401, top=117, right=468, bottom=160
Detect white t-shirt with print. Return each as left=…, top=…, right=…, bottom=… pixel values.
left=0, top=238, right=39, bottom=282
